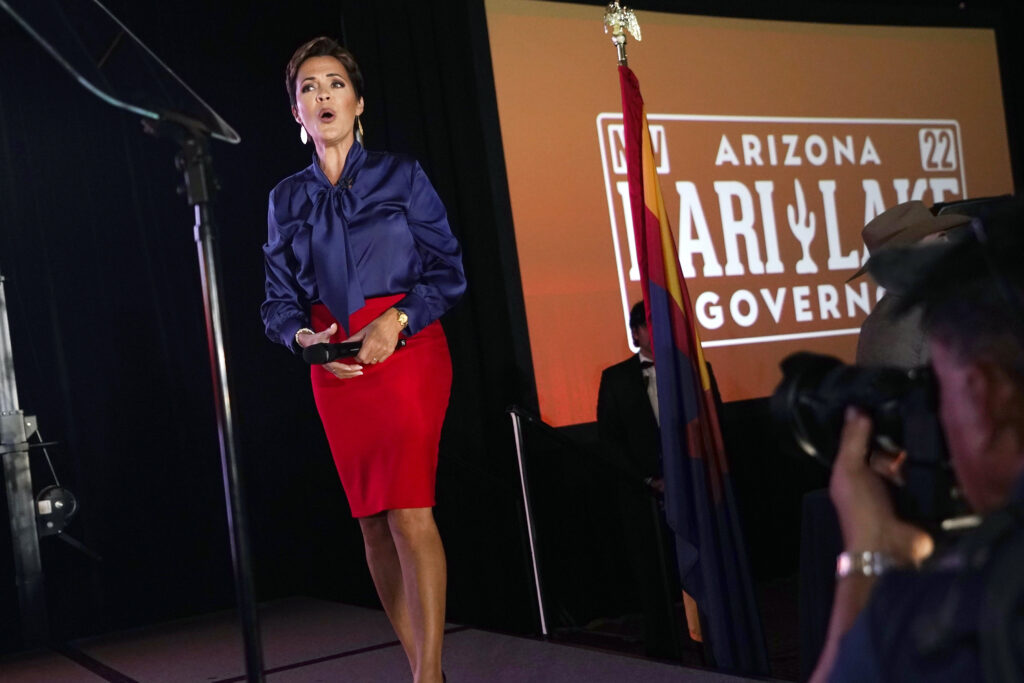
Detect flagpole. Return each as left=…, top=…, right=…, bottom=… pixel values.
left=609, top=5, right=769, bottom=669
left=603, top=2, right=641, bottom=66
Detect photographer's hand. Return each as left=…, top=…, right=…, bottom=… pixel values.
left=810, top=407, right=934, bottom=683
left=831, top=407, right=933, bottom=564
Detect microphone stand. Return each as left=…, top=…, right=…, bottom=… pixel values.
left=0, top=2, right=260, bottom=674
left=145, top=113, right=265, bottom=682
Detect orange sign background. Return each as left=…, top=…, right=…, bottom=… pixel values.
left=485, top=0, right=1014, bottom=426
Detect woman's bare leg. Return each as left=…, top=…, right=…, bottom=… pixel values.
left=388, top=507, right=447, bottom=683
left=358, top=514, right=418, bottom=673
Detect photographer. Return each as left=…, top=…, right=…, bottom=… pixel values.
left=811, top=202, right=1024, bottom=682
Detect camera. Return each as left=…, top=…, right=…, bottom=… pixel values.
left=771, top=352, right=936, bottom=464
left=771, top=196, right=1021, bottom=527
left=771, top=352, right=965, bottom=525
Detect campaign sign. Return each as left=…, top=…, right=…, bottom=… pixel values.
left=598, top=115, right=964, bottom=392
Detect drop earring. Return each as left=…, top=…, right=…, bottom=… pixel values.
left=300, top=125, right=308, bottom=145
left=355, top=116, right=364, bottom=144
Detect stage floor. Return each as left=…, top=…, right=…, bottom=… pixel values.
left=0, top=597, right=774, bottom=682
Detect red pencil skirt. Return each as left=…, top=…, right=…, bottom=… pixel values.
left=310, top=295, right=452, bottom=517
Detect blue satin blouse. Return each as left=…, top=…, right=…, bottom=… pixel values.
left=261, top=141, right=466, bottom=348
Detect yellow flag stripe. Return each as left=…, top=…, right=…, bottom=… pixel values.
left=640, top=107, right=712, bottom=391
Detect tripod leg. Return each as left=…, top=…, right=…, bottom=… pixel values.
left=56, top=532, right=103, bottom=562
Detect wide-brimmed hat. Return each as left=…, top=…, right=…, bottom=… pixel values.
left=848, top=200, right=972, bottom=281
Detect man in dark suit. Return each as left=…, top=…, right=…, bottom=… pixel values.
left=597, top=301, right=681, bottom=657
left=597, top=301, right=663, bottom=490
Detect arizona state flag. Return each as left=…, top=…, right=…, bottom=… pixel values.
left=618, top=64, right=769, bottom=674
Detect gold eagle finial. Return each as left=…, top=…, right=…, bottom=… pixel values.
left=603, top=3, right=641, bottom=65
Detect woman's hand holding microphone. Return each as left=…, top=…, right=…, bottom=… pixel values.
left=296, top=307, right=406, bottom=380
left=297, top=322, right=364, bottom=380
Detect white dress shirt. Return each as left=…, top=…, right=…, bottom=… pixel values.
left=639, top=351, right=659, bottom=427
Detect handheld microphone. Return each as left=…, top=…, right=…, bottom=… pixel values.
left=302, top=339, right=406, bottom=365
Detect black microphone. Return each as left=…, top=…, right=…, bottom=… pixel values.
left=302, top=339, right=406, bottom=365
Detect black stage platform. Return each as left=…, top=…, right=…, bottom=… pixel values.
left=0, top=597, right=777, bottom=682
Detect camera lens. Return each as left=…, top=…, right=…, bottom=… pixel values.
left=771, top=352, right=933, bottom=466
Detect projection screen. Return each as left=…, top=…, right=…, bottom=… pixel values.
left=485, top=0, right=1014, bottom=426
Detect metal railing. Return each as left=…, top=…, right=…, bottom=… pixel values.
left=507, top=404, right=678, bottom=651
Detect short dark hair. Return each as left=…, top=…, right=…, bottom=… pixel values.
left=629, top=301, right=647, bottom=330
left=924, top=279, right=1024, bottom=387
left=285, top=37, right=364, bottom=109
left=921, top=201, right=1024, bottom=387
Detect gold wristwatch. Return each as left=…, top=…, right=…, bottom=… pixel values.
left=395, top=308, right=409, bottom=329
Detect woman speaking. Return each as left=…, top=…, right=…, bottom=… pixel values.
left=261, top=37, right=465, bottom=683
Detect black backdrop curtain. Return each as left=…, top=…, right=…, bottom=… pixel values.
left=0, top=0, right=1020, bottom=653
left=0, top=0, right=538, bottom=650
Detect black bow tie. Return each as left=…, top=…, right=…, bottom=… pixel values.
left=639, top=360, right=654, bottom=370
